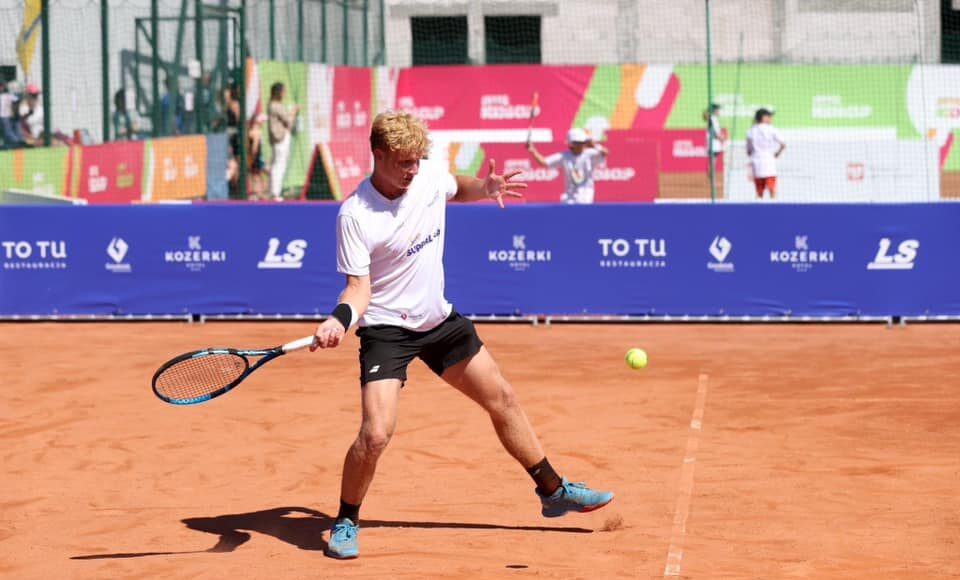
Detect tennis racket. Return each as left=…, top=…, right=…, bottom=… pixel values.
left=152, top=335, right=316, bottom=405
left=525, top=92, right=539, bottom=148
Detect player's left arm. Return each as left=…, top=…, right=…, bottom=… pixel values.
left=451, top=159, right=527, bottom=208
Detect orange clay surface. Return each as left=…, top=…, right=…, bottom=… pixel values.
left=1, top=322, right=959, bottom=579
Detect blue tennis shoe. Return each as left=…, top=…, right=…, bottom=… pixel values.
left=537, top=477, right=614, bottom=517
left=326, top=518, right=359, bottom=559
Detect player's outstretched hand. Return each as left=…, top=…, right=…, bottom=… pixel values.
left=311, top=317, right=345, bottom=350
left=483, top=158, right=527, bottom=208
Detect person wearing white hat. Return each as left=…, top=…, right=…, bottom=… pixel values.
left=526, top=127, right=608, bottom=204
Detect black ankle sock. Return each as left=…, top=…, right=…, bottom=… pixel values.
left=526, top=457, right=562, bottom=496
left=336, top=499, right=361, bottom=524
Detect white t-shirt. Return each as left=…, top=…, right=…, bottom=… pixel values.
left=544, top=148, right=605, bottom=204
left=337, top=159, right=458, bottom=331
left=746, top=123, right=784, bottom=179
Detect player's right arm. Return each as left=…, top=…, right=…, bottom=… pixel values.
left=312, top=212, right=372, bottom=350
left=312, top=274, right=370, bottom=349
left=526, top=142, right=549, bottom=167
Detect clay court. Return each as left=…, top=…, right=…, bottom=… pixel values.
left=1, top=322, right=958, bottom=579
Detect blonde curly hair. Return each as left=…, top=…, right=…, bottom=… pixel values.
left=369, top=111, right=431, bottom=157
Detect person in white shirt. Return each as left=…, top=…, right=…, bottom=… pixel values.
left=746, top=108, right=785, bottom=199
left=703, top=103, right=726, bottom=159
left=526, top=127, right=608, bottom=204
left=310, top=111, right=614, bottom=560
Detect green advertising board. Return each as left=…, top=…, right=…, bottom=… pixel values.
left=667, top=65, right=919, bottom=140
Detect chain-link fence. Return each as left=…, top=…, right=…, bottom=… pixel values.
left=2, top=0, right=958, bottom=202
left=0, top=0, right=384, bottom=145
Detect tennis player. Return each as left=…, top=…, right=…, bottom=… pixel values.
left=526, top=127, right=608, bottom=204
left=310, top=111, right=614, bottom=559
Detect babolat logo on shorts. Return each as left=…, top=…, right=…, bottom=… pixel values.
left=770, top=235, right=834, bottom=273
left=1, top=240, right=68, bottom=270
left=488, top=235, right=552, bottom=272
left=164, top=236, right=227, bottom=272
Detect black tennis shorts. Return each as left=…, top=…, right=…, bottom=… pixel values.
left=356, top=311, right=483, bottom=386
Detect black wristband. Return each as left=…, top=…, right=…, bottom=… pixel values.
left=330, top=303, right=353, bottom=330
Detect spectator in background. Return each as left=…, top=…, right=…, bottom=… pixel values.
left=703, top=103, right=726, bottom=162
left=248, top=112, right=269, bottom=199
left=198, top=72, right=217, bottom=132
left=224, top=83, right=242, bottom=195
left=526, top=127, right=608, bottom=204
left=160, top=75, right=185, bottom=136
left=0, top=81, right=24, bottom=148
left=267, top=82, right=299, bottom=201
left=746, top=108, right=785, bottom=200
left=18, top=84, right=43, bottom=146
left=112, top=89, right=135, bottom=141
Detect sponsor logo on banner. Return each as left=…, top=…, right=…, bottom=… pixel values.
left=594, top=166, right=637, bottom=181
left=164, top=236, right=227, bottom=272
left=936, top=97, right=960, bottom=119
left=770, top=235, right=835, bottom=272
left=258, top=238, right=308, bottom=270
left=480, top=94, right=536, bottom=120
left=673, top=140, right=707, bottom=159
left=88, top=166, right=108, bottom=193
left=105, top=237, right=132, bottom=273
left=488, top=235, right=552, bottom=272
left=598, top=238, right=667, bottom=269
left=151, top=136, right=207, bottom=200
left=707, top=236, right=734, bottom=273
left=867, top=238, right=919, bottom=270
left=811, top=95, right=873, bottom=120
left=847, top=163, right=866, bottom=182
left=1, top=240, right=68, bottom=270
left=504, top=158, right=559, bottom=182
left=335, top=100, right=369, bottom=131
left=397, top=96, right=444, bottom=121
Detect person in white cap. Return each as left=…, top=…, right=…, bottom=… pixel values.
left=526, top=127, right=608, bottom=204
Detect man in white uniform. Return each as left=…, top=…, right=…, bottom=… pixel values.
left=310, top=111, right=614, bottom=559
left=526, top=127, right=608, bottom=204
left=746, top=108, right=785, bottom=199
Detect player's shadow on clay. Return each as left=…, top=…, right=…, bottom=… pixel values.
left=71, top=506, right=592, bottom=560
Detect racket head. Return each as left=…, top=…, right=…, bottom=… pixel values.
left=152, top=348, right=251, bottom=405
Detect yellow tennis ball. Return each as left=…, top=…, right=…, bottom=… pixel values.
left=625, top=348, right=648, bottom=369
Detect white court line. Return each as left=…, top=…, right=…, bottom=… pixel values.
left=663, top=373, right=710, bottom=578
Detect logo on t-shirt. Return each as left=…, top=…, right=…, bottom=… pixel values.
left=406, top=228, right=442, bottom=258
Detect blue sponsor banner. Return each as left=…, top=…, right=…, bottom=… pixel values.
left=1, top=203, right=958, bottom=317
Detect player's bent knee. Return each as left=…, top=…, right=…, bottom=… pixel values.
left=484, top=381, right=518, bottom=416
left=358, top=427, right=393, bottom=456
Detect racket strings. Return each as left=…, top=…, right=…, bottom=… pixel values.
left=154, top=353, right=248, bottom=401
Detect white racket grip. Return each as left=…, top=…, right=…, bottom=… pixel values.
left=282, top=335, right=318, bottom=353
